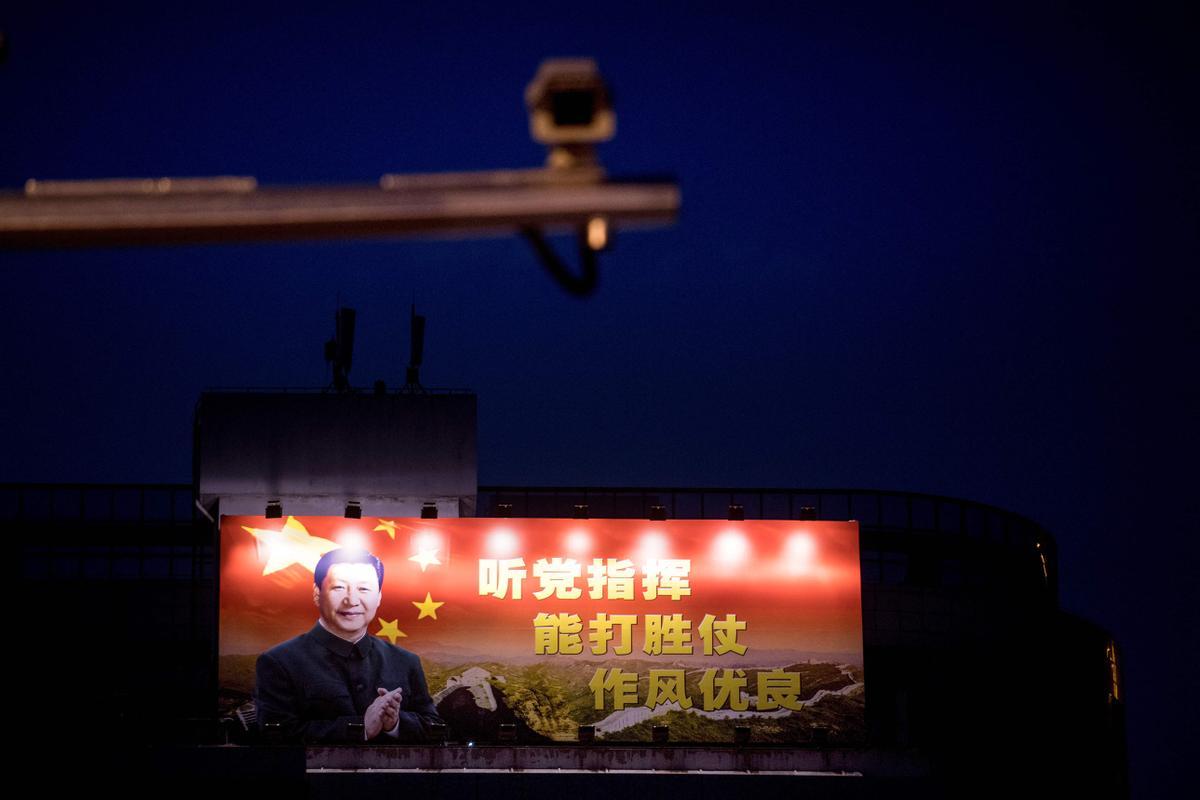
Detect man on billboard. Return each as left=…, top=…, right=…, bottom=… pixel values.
left=254, top=548, right=442, bottom=743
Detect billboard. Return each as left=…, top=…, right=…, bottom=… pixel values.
left=219, top=516, right=864, bottom=744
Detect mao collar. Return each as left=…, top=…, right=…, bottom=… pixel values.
left=310, top=621, right=370, bottom=659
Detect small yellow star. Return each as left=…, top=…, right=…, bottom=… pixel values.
left=409, top=546, right=442, bottom=572
left=412, top=592, right=445, bottom=620
left=375, top=618, right=407, bottom=645
left=373, top=520, right=398, bottom=540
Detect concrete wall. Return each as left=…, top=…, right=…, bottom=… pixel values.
left=195, top=391, right=476, bottom=517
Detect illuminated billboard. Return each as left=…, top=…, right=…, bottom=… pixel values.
left=219, top=516, right=864, bottom=744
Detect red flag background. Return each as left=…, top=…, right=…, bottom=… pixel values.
left=219, top=516, right=865, bottom=742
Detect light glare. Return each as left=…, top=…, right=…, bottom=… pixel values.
left=565, top=529, right=592, bottom=555
left=414, top=531, right=443, bottom=552
left=337, top=529, right=368, bottom=551
left=486, top=527, right=519, bottom=556
left=637, top=531, right=669, bottom=564
left=714, top=530, right=750, bottom=565
left=785, top=532, right=817, bottom=575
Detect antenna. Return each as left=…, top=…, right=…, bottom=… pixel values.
left=404, top=305, right=426, bottom=392
left=324, top=306, right=356, bottom=393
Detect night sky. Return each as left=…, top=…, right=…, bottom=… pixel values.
left=1, top=3, right=1195, bottom=796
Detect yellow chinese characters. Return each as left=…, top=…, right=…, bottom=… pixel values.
left=697, top=613, right=748, bottom=656
left=641, top=558, right=691, bottom=600
left=646, top=669, right=692, bottom=709
left=588, top=667, right=639, bottom=709
left=478, top=556, right=692, bottom=601
left=700, top=668, right=748, bottom=711
left=532, top=557, right=583, bottom=599
left=756, top=669, right=804, bottom=711
left=589, top=613, right=637, bottom=655
left=644, top=613, right=692, bottom=655
left=479, top=558, right=527, bottom=599
left=588, top=667, right=806, bottom=712
left=587, top=558, right=636, bottom=599
left=534, top=613, right=748, bottom=657
left=532, top=612, right=583, bottom=654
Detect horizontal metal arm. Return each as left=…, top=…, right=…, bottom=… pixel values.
left=0, top=170, right=678, bottom=249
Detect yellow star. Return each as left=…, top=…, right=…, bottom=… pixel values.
left=373, top=519, right=398, bottom=540
left=243, top=517, right=339, bottom=576
left=412, top=592, right=445, bottom=620
left=375, top=618, right=406, bottom=645
left=409, top=546, right=442, bottom=572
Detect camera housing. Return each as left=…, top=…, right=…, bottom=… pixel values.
left=525, top=59, right=615, bottom=167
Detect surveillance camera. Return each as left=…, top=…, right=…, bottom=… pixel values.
left=525, top=58, right=615, bottom=168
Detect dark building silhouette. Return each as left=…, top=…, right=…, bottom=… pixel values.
left=8, top=481, right=1125, bottom=797
left=7, top=391, right=1126, bottom=797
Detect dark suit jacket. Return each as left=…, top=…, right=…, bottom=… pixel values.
left=255, top=622, right=442, bottom=743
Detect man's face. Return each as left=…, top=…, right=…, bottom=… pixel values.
left=314, top=562, right=382, bottom=641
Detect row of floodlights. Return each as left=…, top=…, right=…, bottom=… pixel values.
left=264, top=500, right=440, bottom=520
left=263, top=500, right=820, bottom=522
left=494, top=503, right=820, bottom=522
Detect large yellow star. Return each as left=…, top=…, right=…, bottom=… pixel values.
left=412, top=592, right=445, bottom=620
left=373, top=520, right=398, bottom=540
left=409, top=546, right=442, bottom=572
left=376, top=618, right=407, bottom=645
left=243, top=517, right=339, bottom=576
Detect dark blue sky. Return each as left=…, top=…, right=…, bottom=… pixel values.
left=2, top=3, right=1195, bottom=795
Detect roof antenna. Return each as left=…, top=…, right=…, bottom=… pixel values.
left=404, top=305, right=426, bottom=392
left=324, top=303, right=356, bottom=393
